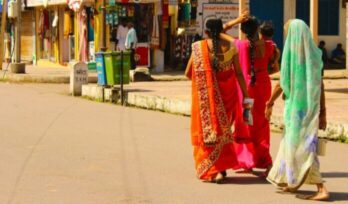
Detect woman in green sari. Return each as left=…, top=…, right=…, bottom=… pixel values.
left=265, top=19, right=329, bottom=201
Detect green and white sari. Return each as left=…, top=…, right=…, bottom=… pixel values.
left=267, top=19, right=323, bottom=188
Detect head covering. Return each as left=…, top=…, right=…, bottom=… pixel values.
left=281, top=19, right=322, bottom=105
left=267, top=19, right=324, bottom=188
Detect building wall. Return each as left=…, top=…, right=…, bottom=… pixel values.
left=319, top=0, right=346, bottom=56
left=284, top=0, right=346, bottom=54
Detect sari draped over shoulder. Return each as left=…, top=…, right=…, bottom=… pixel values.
left=267, top=19, right=323, bottom=188
left=190, top=40, right=240, bottom=180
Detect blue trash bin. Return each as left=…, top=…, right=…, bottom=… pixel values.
left=95, top=52, right=107, bottom=86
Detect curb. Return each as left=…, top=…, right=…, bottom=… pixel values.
left=0, top=70, right=346, bottom=83
left=81, top=84, right=348, bottom=139
left=3, top=74, right=98, bottom=84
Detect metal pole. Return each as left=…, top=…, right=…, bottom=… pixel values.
left=0, top=0, right=8, bottom=69
left=120, top=51, right=124, bottom=106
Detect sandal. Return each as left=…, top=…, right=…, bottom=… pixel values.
left=205, top=172, right=225, bottom=184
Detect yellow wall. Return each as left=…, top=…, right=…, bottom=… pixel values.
left=95, top=0, right=103, bottom=52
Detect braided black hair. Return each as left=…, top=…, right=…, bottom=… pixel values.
left=241, top=16, right=259, bottom=86
left=205, top=18, right=223, bottom=71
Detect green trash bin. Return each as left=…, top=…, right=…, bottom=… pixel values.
left=87, top=61, right=97, bottom=71
left=104, top=51, right=131, bottom=86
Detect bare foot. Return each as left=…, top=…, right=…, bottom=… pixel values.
left=296, top=191, right=330, bottom=201
left=282, top=187, right=298, bottom=193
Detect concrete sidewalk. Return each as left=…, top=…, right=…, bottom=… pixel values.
left=0, top=63, right=347, bottom=83
left=82, top=79, right=348, bottom=139
left=0, top=63, right=98, bottom=83
left=0, top=63, right=189, bottom=83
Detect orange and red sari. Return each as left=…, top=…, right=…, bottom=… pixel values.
left=189, top=40, right=240, bottom=180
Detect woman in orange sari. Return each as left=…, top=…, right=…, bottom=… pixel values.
left=185, top=18, right=251, bottom=183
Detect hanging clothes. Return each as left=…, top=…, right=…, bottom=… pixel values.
left=190, top=1, right=197, bottom=24
left=177, top=4, right=184, bottom=23
left=39, top=10, right=50, bottom=39
left=52, top=10, right=59, bottom=42
left=86, top=8, right=94, bottom=42
left=120, top=6, right=127, bottom=17
left=63, top=11, right=72, bottom=38
left=150, top=2, right=160, bottom=49
left=174, top=35, right=182, bottom=60
left=183, top=3, right=191, bottom=22
left=78, top=8, right=88, bottom=62
left=127, top=5, right=134, bottom=17
left=162, top=0, right=169, bottom=28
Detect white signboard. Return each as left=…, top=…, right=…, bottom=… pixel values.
left=202, top=3, right=240, bottom=37
left=26, top=0, right=66, bottom=7
left=196, top=0, right=250, bottom=38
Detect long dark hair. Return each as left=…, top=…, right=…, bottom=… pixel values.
left=205, top=18, right=223, bottom=71
left=241, top=16, right=259, bottom=86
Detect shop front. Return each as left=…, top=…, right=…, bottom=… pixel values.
left=27, top=0, right=95, bottom=66
left=155, top=0, right=199, bottom=71
left=102, top=0, right=158, bottom=68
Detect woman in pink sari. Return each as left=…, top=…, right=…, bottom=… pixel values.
left=228, top=17, right=279, bottom=175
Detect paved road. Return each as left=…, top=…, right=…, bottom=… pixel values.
left=0, top=83, right=347, bottom=204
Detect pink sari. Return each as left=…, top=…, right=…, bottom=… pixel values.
left=234, top=39, right=274, bottom=169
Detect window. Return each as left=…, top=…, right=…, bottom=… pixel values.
left=296, top=0, right=339, bottom=35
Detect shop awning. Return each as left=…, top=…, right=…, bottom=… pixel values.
left=27, top=0, right=94, bottom=7
left=115, top=0, right=160, bottom=3
left=27, top=0, right=67, bottom=7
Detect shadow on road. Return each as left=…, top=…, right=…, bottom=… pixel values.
left=326, top=88, right=348, bottom=94
left=295, top=190, right=348, bottom=202
left=322, top=172, right=348, bottom=178
left=221, top=176, right=268, bottom=185
left=125, top=89, right=154, bottom=93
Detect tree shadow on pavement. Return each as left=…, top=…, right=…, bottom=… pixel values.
left=295, top=190, right=348, bottom=202
left=326, top=88, right=348, bottom=94
left=322, top=172, right=348, bottom=178
left=124, top=89, right=154, bottom=93
left=221, top=176, right=268, bottom=185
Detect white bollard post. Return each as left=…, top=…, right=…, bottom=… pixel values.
left=70, top=62, right=88, bottom=96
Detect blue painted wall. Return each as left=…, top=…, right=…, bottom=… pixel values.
left=296, top=0, right=340, bottom=35
left=250, top=0, right=284, bottom=49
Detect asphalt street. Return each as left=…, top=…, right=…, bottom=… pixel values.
left=0, top=83, right=347, bottom=204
